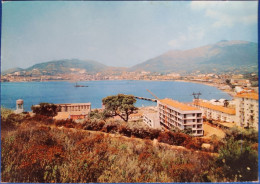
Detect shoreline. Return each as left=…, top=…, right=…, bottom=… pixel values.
left=175, top=79, right=235, bottom=98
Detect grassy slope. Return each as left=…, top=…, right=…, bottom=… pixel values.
left=1, top=111, right=258, bottom=182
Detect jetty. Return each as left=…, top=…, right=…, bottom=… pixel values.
left=134, top=96, right=157, bottom=102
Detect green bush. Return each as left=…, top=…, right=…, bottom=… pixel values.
left=214, top=138, right=258, bottom=181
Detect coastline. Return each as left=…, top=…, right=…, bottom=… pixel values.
left=175, top=79, right=235, bottom=98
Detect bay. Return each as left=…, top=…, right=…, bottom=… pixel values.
left=1, top=80, right=232, bottom=111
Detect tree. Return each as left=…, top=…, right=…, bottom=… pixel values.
left=102, top=94, right=137, bottom=122
left=31, top=103, right=58, bottom=117
left=225, top=79, right=231, bottom=85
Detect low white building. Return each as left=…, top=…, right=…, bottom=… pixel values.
left=143, top=112, right=160, bottom=129
left=235, top=92, right=259, bottom=129
left=158, top=98, right=203, bottom=136
left=193, top=99, right=236, bottom=123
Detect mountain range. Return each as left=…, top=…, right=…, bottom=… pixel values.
left=3, top=40, right=258, bottom=75
left=130, top=40, right=258, bottom=74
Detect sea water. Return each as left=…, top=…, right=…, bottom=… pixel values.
left=1, top=80, right=232, bottom=111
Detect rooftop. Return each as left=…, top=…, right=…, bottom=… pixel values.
left=159, top=98, right=199, bottom=111
left=235, top=92, right=259, bottom=100
left=195, top=100, right=236, bottom=115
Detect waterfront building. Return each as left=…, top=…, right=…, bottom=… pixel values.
left=143, top=112, right=160, bottom=129
left=234, top=92, right=259, bottom=129
left=158, top=98, right=203, bottom=136
left=56, top=103, right=91, bottom=114
left=15, top=99, right=24, bottom=114
left=193, top=99, right=236, bottom=123
left=55, top=103, right=91, bottom=120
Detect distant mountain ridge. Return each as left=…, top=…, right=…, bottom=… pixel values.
left=2, top=67, right=24, bottom=75
left=130, top=40, right=258, bottom=74
left=3, top=59, right=111, bottom=76
left=2, top=40, right=258, bottom=75
left=26, top=59, right=109, bottom=74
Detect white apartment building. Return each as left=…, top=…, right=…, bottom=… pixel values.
left=235, top=92, right=259, bottom=129
left=193, top=99, right=236, bottom=123
left=143, top=112, right=160, bottom=129
left=158, top=98, right=203, bottom=136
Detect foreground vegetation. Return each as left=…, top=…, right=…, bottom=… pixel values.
left=1, top=108, right=258, bottom=182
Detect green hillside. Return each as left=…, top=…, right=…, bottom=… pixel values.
left=130, top=40, right=258, bottom=74
left=2, top=67, right=23, bottom=75
left=26, top=59, right=108, bottom=75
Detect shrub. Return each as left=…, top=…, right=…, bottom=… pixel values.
left=31, top=103, right=58, bottom=117
left=55, top=119, right=76, bottom=128
left=184, top=137, right=202, bottom=150
left=1, top=107, right=14, bottom=119
left=1, top=126, right=64, bottom=183
left=158, top=131, right=189, bottom=146
left=214, top=138, right=258, bottom=181
left=118, top=124, right=132, bottom=137
left=225, top=126, right=258, bottom=143
left=82, top=119, right=105, bottom=131
left=101, top=120, right=120, bottom=133
left=1, top=112, right=28, bottom=131
left=29, top=114, right=54, bottom=125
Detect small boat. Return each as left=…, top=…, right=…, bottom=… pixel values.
left=74, top=82, right=88, bottom=87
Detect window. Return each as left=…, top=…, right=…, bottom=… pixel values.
left=197, top=130, right=203, bottom=134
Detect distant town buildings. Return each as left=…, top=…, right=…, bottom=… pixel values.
left=158, top=98, right=203, bottom=136
left=231, top=79, right=251, bottom=87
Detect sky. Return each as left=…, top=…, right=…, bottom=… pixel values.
left=1, top=1, right=258, bottom=71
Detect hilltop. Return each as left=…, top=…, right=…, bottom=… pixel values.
left=130, top=40, right=258, bottom=74
left=2, top=67, right=24, bottom=75
left=26, top=59, right=110, bottom=75
left=3, top=59, right=111, bottom=76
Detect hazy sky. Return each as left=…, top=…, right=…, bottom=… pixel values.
left=1, top=1, right=258, bottom=71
